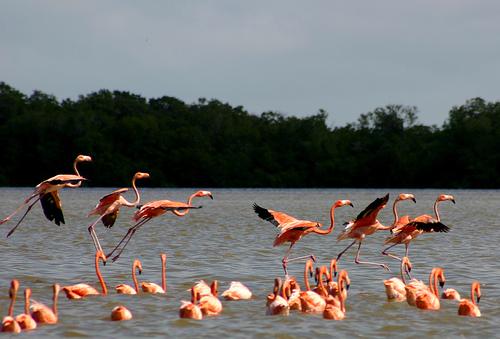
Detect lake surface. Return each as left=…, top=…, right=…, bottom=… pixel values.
left=0, top=188, right=498, bottom=337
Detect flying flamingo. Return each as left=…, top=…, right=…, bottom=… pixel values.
left=458, top=281, right=481, bottom=317
left=115, top=259, right=142, bottom=295
left=87, top=172, right=150, bottom=253
left=179, top=288, right=203, bottom=320
left=1, top=280, right=21, bottom=333
left=107, top=191, right=213, bottom=262
left=111, top=306, right=133, bottom=321
left=266, top=278, right=290, bottom=316
left=299, top=259, right=326, bottom=313
left=383, top=256, right=412, bottom=301
left=221, top=282, right=252, bottom=301
left=198, top=280, right=223, bottom=316
left=30, top=284, right=60, bottom=325
left=141, top=253, right=167, bottom=294
left=415, top=268, right=446, bottom=310
left=336, top=194, right=391, bottom=270
left=382, top=194, right=454, bottom=261
left=1, top=154, right=92, bottom=237
left=390, top=193, right=416, bottom=231
left=281, top=278, right=302, bottom=311
left=62, top=251, right=107, bottom=299
left=15, top=288, right=37, bottom=330
left=254, top=199, right=353, bottom=276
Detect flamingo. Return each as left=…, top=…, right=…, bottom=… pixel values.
left=1, top=280, right=21, bottom=333
left=1, top=154, right=92, bottom=237
left=323, top=270, right=349, bottom=320
left=198, top=280, right=223, bottom=316
left=384, top=256, right=412, bottom=301
left=281, top=278, right=302, bottom=311
left=221, top=282, right=252, bottom=301
left=415, top=268, right=446, bottom=310
left=254, top=199, right=353, bottom=276
left=30, top=284, right=60, bottom=325
left=179, top=288, right=203, bottom=320
left=336, top=194, right=391, bottom=270
left=382, top=194, right=454, bottom=261
left=299, top=259, right=326, bottom=313
left=442, top=288, right=461, bottom=300
left=266, top=278, right=290, bottom=316
left=458, top=281, right=481, bottom=317
left=62, top=250, right=107, bottom=299
left=15, top=288, right=37, bottom=330
left=312, top=266, right=331, bottom=299
left=191, top=280, right=212, bottom=297
left=141, top=253, right=167, bottom=294
left=107, top=191, right=213, bottom=262
left=326, top=259, right=339, bottom=296
left=87, top=172, right=150, bottom=253
left=110, top=306, right=133, bottom=321
left=390, top=193, right=416, bottom=230
left=115, top=259, right=142, bottom=295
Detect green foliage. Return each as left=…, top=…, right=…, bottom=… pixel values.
left=0, top=81, right=498, bottom=188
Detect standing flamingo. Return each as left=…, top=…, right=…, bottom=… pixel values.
left=221, top=282, right=252, bottom=301
left=107, top=191, right=213, bottom=262
left=1, top=280, right=21, bottom=333
left=15, top=288, right=37, bottom=330
left=111, top=306, right=133, bottom=321
left=383, top=256, right=412, bottom=301
left=141, top=253, right=167, bottom=294
left=415, top=268, right=446, bottom=310
left=254, top=199, right=353, bottom=276
left=1, top=154, right=92, bottom=237
left=179, top=288, right=203, bottom=320
left=382, top=194, right=454, bottom=261
left=62, top=251, right=107, bottom=299
left=458, top=281, right=481, bottom=317
left=336, top=194, right=391, bottom=270
left=30, top=284, right=60, bottom=325
left=115, top=259, right=142, bottom=295
left=87, top=172, right=150, bottom=253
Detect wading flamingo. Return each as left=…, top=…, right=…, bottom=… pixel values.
left=2, top=280, right=21, bottom=333
left=111, top=306, right=133, bottom=321
left=254, top=199, right=353, bottom=276
left=221, top=282, right=252, bottom=301
left=115, top=259, right=142, bottom=295
left=323, top=270, right=349, bottom=320
left=281, top=278, right=302, bottom=311
left=458, top=281, right=481, bottom=317
left=30, top=284, right=60, bottom=324
left=1, top=154, right=92, bottom=237
left=382, top=194, right=454, bottom=261
left=384, top=256, right=412, bottom=301
left=266, top=278, right=290, bottom=316
left=87, top=172, right=149, bottom=253
left=415, top=268, right=446, bottom=310
left=198, top=281, right=223, bottom=316
left=299, top=259, right=326, bottom=313
left=15, top=288, right=37, bottom=330
left=179, top=288, right=203, bottom=320
left=336, top=194, right=391, bottom=270
left=107, top=191, right=213, bottom=262
left=442, top=287, right=461, bottom=300
left=62, top=251, right=107, bottom=299
left=141, top=253, right=167, bottom=294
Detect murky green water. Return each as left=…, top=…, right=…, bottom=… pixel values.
left=0, top=188, right=498, bottom=337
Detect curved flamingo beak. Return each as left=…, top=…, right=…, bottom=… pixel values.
left=411, top=197, right=416, bottom=203
left=439, top=281, right=445, bottom=288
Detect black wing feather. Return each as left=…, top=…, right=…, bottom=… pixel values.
left=253, top=203, right=280, bottom=227
left=410, top=221, right=450, bottom=233
left=40, top=193, right=65, bottom=226
left=355, top=193, right=390, bottom=220
left=102, top=211, right=118, bottom=228
left=47, top=178, right=86, bottom=185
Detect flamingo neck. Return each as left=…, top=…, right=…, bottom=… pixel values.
left=392, top=199, right=400, bottom=226
left=337, top=273, right=346, bottom=313
left=471, top=283, right=477, bottom=305
left=175, top=193, right=198, bottom=217
left=304, top=266, right=311, bottom=291
left=400, top=260, right=407, bottom=285
left=8, top=288, right=16, bottom=317
left=312, top=204, right=336, bottom=235
left=318, top=268, right=328, bottom=296
left=24, top=291, right=29, bottom=315
left=329, top=260, right=337, bottom=283
left=73, top=158, right=81, bottom=177
left=161, top=257, right=167, bottom=292
left=122, top=177, right=141, bottom=207
left=132, top=264, right=139, bottom=293
left=95, top=255, right=108, bottom=295
left=429, top=271, right=439, bottom=297
left=52, top=286, right=59, bottom=317
left=433, top=199, right=441, bottom=222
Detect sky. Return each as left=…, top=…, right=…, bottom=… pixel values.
left=1, top=1, right=500, bottom=127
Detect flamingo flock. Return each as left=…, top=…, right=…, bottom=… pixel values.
left=0, top=155, right=485, bottom=334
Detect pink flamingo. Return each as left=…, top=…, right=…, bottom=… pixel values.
left=107, top=191, right=213, bottom=262
left=111, top=306, right=133, bottom=321
left=221, top=282, right=252, bottom=300
left=323, top=270, right=349, bottom=320
left=442, top=288, right=461, bottom=300
left=30, top=284, right=60, bottom=325
left=415, top=268, right=446, bottom=310
left=2, top=280, right=21, bottom=333
left=15, top=288, right=37, bottom=330
left=299, top=259, right=326, bottom=313
left=254, top=199, right=353, bottom=276
left=1, top=154, right=92, bottom=237
left=179, top=288, right=203, bottom=320
left=198, top=281, right=223, bottom=316
left=62, top=251, right=107, bottom=299
left=383, top=256, right=412, bottom=301
left=115, top=259, right=142, bottom=295
left=87, top=172, right=149, bottom=253
left=383, top=194, right=454, bottom=261
left=458, top=281, right=481, bottom=317
left=266, top=278, right=290, bottom=316
left=336, top=194, right=391, bottom=270
left=141, top=253, right=167, bottom=294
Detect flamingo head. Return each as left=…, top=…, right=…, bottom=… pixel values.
left=134, top=172, right=150, bottom=180
left=335, top=200, right=353, bottom=208
left=472, top=282, right=481, bottom=303
left=338, top=270, right=350, bottom=290
left=397, top=193, right=416, bottom=203
left=133, top=259, right=143, bottom=274
left=433, top=268, right=446, bottom=288
left=76, top=154, right=92, bottom=163
left=96, top=250, right=107, bottom=265
left=437, top=194, right=455, bottom=204
left=195, top=190, right=213, bottom=200
left=25, top=288, right=32, bottom=300
left=9, top=279, right=19, bottom=297
left=210, top=280, right=218, bottom=296
left=53, top=283, right=61, bottom=296
left=330, top=259, right=338, bottom=278
left=402, top=256, right=412, bottom=273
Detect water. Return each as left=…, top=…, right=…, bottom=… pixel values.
left=0, top=188, right=498, bottom=337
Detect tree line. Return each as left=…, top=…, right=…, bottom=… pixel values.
left=0, top=81, right=499, bottom=188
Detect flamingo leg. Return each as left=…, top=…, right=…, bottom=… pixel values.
left=381, top=243, right=403, bottom=261
left=336, top=240, right=357, bottom=262
left=0, top=193, right=39, bottom=225
left=6, top=197, right=41, bottom=237
left=88, top=217, right=105, bottom=253
left=107, top=217, right=151, bottom=261
left=354, top=241, right=390, bottom=271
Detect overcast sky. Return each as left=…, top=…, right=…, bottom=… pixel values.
left=1, top=1, right=499, bottom=127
